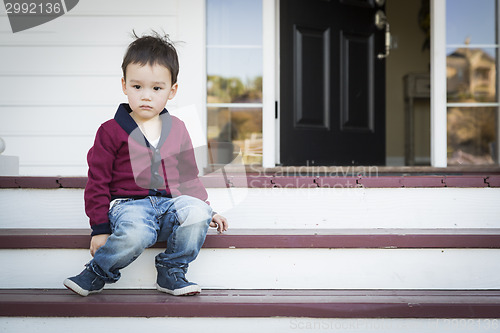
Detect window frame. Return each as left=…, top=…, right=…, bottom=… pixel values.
left=205, top=0, right=271, bottom=167
left=431, top=0, right=500, bottom=167
left=262, top=0, right=277, bottom=167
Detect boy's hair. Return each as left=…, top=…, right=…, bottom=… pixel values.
left=121, top=30, right=179, bottom=85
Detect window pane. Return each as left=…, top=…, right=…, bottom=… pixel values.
left=447, top=107, right=497, bottom=165
left=207, top=0, right=263, bottom=166
left=207, top=107, right=262, bottom=165
left=207, top=48, right=262, bottom=104
left=446, top=0, right=496, bottom=45
left=447, top=47, right=497, bottom=103
left=207, top=0, right=262, bottom=46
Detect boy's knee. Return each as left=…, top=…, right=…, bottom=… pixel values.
left=181, top=206, right=212, bottom=227
left=175, top=197, right=212, bottom=227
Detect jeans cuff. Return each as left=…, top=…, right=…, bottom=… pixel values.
left=86, top=261, right=118, bottom=284
left=154, top=259, right=188, bottom=273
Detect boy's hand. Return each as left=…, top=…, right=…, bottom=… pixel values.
left=210, top=214, right=228, bottom=233
left=90, top=234, right=110, bottom=257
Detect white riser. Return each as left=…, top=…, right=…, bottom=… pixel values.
left=1, top=248, right=499, bottom=290
left=2, top=317, right=500, bottom=333
left=1, top=187, right=500, bottom=229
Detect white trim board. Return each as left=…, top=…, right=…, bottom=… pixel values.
left=262, top=0, right=277, bottom=168
left=430, top=0, right=447, bottom=167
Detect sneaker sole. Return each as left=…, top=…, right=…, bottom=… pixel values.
left=63, top=278, right=103, bottom=297
left=155, top=283, right=201, bottom=296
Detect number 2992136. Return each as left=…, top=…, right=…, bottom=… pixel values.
left=5, top=2, right=62, bottom=15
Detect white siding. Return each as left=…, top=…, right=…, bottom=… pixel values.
left=0, top=0, right=205, bottom=175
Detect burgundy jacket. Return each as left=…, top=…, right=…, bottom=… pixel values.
left=85, top=103, right=208, bottom=236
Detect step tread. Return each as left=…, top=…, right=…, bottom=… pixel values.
left=2, top=228, right=500, bottom=249
left=1, top=174, right=499, bottom=189
left=1, top=289, right=500, bottom=318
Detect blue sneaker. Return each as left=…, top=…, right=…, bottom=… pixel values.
left=63, top=266, right=105, bottom=297
left=156, top=267, right=201, bottom=296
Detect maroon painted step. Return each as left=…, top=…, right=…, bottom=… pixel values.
left=1, top=174, right=499, bottom=189
left=1, top=289, right=500, bottom=318
left=1, top=228, right=500, bottom=249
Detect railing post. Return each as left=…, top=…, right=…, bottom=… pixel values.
left=0, top=137, right=20, bottom=176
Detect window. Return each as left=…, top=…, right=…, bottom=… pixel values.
left=446, top=0, right=498, bottom=165
left=206, top=0, right=263, bottom=166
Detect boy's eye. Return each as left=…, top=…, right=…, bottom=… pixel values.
left=133, top=85, right=141, bottom=89
left=154, top=87, right=162, bottom=91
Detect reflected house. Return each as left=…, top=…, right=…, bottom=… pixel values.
left=207, top=75, right=263, bottom=165
left=446, top=40, right=497, bottom=165
left=447, top=40, right=496, bottom=102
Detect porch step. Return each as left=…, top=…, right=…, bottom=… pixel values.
left=1, top=178, right=500, bottom=330
left=2, top=289, right=500, bottom=319
left=1, top=187, right=500, bottom=229
left=2, top=228, right=500, bottom=249
left=1, top=228, right=500, bottom=290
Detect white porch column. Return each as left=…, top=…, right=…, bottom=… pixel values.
left=430, top=0, right=447, bottom=167
left=262, top=0, right=277, bottom=168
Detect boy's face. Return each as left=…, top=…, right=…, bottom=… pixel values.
left=121, top=62, right=178, bottom=122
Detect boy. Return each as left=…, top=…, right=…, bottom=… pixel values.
left=64, top=31, right=228, bottom=297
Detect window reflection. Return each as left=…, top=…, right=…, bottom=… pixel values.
left=447, top=46, right=496, bottom=103
left=207, top=107, right=263, bottom=165
left=446, top=0, right=495, bottom=45
left=206, top=0, right=263, bottom=166
left=446, top=0, right=498, bottom=165
left=447, top=107, right=497, bottom=165
left=207, top=48, right=263, bottom=103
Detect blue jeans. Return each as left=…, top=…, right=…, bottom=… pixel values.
left=88, top=195, right=212, bottom=283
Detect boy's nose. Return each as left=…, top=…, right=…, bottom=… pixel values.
left=141, top=91, right=152, bottom=101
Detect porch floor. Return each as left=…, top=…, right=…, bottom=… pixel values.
left=1, top=289, right=500, bottom=318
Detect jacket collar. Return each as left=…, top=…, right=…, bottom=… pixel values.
left=114, top=103, right=172, bottom=148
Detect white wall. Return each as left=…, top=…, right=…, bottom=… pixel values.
left=0, top=0, right=205, bottom=176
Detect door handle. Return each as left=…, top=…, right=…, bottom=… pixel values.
left=375, top=10, right=391, bottom=59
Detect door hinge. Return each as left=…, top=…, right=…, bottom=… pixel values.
left=275, top=101, right=278, bottom=119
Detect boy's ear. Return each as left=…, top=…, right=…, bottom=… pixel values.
left=121, top=77, right=127, bottom=95
left=168, top=83, right=178, bottom=100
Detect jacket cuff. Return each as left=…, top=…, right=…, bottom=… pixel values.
left=91, top=223, right=112, bottom=236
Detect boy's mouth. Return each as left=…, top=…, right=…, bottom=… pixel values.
left=140, top=105, right=153, bottom=110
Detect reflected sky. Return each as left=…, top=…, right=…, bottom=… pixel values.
left=446, top=0, right=496, bottom=46
left=207, top=0, right=262, bottom=46
left=207, top=0, right=262, bottom=81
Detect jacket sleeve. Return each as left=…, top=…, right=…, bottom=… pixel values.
left=176, top=123, right=209, bottom=203
left=84, top=125, right=117, bottom=236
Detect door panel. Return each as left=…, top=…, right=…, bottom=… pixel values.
left=280, top=0, right=386, bottom=166
left=294, top=25, right=330, bottom=129
left=340, top=31, right=374, bottom=132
